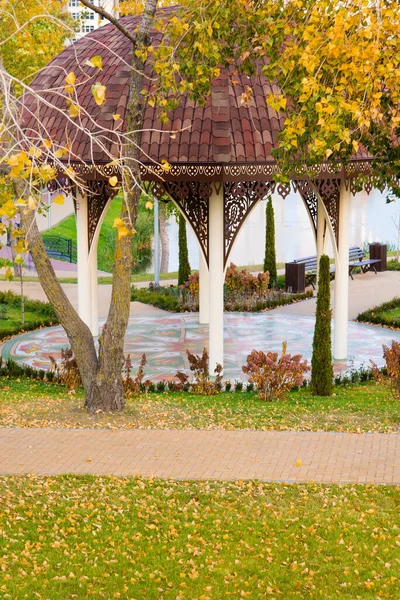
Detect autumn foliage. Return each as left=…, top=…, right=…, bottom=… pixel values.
left=242, top=343, right=310, bottom=402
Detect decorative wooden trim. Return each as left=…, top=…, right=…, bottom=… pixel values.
left=293, top=180, right=318, bottom=239
left=223, top=180, right=275, bottom=267
left=153, top=180, right=212, bottom=265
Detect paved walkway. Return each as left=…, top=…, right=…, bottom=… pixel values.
left=2, top=269, right=400, bottom=320
left=0, top=428, right=399, bottom=484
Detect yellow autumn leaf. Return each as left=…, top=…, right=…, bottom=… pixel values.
left=5, top=267, right=13, bottom=281
left=65, top=71, right=76, bottom=86
left=295, top=460, right=302, bottom=467
left=109, top=176, right=118, bottom=187
left=117, top=225, right=130, bottom=239
left=28, top=146, right=41, bottom=158
left=161, top=159, right=171, bottom=173
left=53, top=194, right=64, bottom=205
left=67, top=102, right=80, bottom=118
left=86, top=55, right=103, bottom=70
left=145, top=201, right=153, bottom=210
left=0, top=199, right=17, bottom=218
left=28, top=196, right=38, bottom=210
left=113, top=113, right=121, bottom=121
left=15, top=198, right=27, bottom=207
left=92, top=82, right=106, bottom=106
left=43, top=139, right=52, bottom=149
left=14, top=240, right=27, bottom=253
left=113, top=217, right=124, bottom=229
left=7, top=154, right=20, bottom=167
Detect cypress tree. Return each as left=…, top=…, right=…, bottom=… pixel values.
left=310, top=254, right=333, bottom=396
left=178, top=213, right=191, bottom=285
left=263, top=196, right=277, bottom=287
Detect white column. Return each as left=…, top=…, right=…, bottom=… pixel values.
left=199, top=249, right=209, bottom=324
left=76, top=193, right=92, bottom=329
left=208, top=183, right=224, bottom=372
left=153, top=197, right=160, bottom=286
left=89, top=243, right=99, bottom=336
left=334, top=180, right=350, bottom=361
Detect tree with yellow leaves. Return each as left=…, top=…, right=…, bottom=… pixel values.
left=1, top=0, right=400, bottom=411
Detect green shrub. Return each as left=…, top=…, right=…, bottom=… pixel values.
left=263, top=197, right=277, bottom=287
left=387, top=259, right=400, bottom=271
left=357, top=297, right=400, bottom=328
left=178, top=213, right=191, bottom=285
left=131, top=287, right=180, bottom=312
left=310, top=254, right=333, bottom=396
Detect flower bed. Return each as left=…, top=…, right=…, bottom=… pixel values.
left=131, top=265, right=313, bottom=313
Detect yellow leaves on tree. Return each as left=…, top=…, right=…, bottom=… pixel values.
left=0, top=0, right=73, bottom=91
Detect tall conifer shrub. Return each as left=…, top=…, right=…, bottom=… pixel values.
left=310, top=254, right=333, bottom=396
left=178, top=213, right=191, bottom=285
left=264, top=197, right=277, bottom=287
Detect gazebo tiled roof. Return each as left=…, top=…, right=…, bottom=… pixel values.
left=21, top=7, right=286, bottom=171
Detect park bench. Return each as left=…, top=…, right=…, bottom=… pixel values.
left=292, top=246, right=381, bottom=289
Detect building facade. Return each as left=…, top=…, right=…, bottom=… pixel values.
left=67, top=0, right=118, bottom=41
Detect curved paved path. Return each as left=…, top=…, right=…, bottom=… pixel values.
left=1, top=428, right=399, bottom=484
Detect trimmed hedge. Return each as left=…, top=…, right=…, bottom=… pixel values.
left=131, top=285, right=313, bottom=314
left=131, top=287, right=181, bottom=312
left=357, top=297, right=400, bottom=328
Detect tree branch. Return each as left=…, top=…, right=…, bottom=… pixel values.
left=78, top=0, right=138, bottom=46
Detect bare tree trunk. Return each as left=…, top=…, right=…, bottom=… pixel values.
left=9, top=219, right=22, bottom=278
left=19, top=269, right=24, bottom=325
left=159, top=209, right=169, bottom=273
left=17, top=190, right=99, bottom=396
left=84, top=0, right=158, bottom=412
left=9, top=1, right=158, bottom=413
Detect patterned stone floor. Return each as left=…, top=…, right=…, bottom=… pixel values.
left=2, top=313, right=400, bottom=381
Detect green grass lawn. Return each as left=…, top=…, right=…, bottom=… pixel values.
left=42, top=197, right=122, bottom=273
left=0, top=378, right=399, bottom=432
left=0, top=293, right=57, bottom=339
left=0, top=305, right=43, bottom=332
left=0, top=475, right=399, bottom=599
left=357, top=297, right=400, bottom=329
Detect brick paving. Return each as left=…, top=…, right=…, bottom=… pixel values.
left=0, top=428, right=399, bottom=484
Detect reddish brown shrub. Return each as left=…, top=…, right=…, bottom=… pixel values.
left=49, top=347, right=82, bottom=392
left=242, top=343, right=310, bottom=401
left=381, top=340, right=400, bottom=397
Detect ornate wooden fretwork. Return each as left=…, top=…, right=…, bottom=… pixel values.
left=86, top=180, right=118, bottom=250
left=293, top=180, right=318, bottom=239
left=314, top=178, right=341, bottom=244
left=223, top=180, right=275, bottom=266
left=153, top=181, right=212, bottom=264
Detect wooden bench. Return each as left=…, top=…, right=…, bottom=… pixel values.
left=292, top=246, right=381, bottom=288
left=348, top=246, right=381, bottom=279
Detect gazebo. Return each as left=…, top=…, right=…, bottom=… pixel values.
left=22, top=8, right=379, bottom=371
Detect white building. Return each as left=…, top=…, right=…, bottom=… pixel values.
left=67, top=0, right=118, bottom=41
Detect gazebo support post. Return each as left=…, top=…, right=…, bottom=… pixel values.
left=208, top=183, right=224, bottom=372
left=76, top=193, right=92, bottom=331
left=199, top=249, right=209, bottom=324
left=334, top=180, right=350, bottom=361
left=89, top=242, right=99, bottom=337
